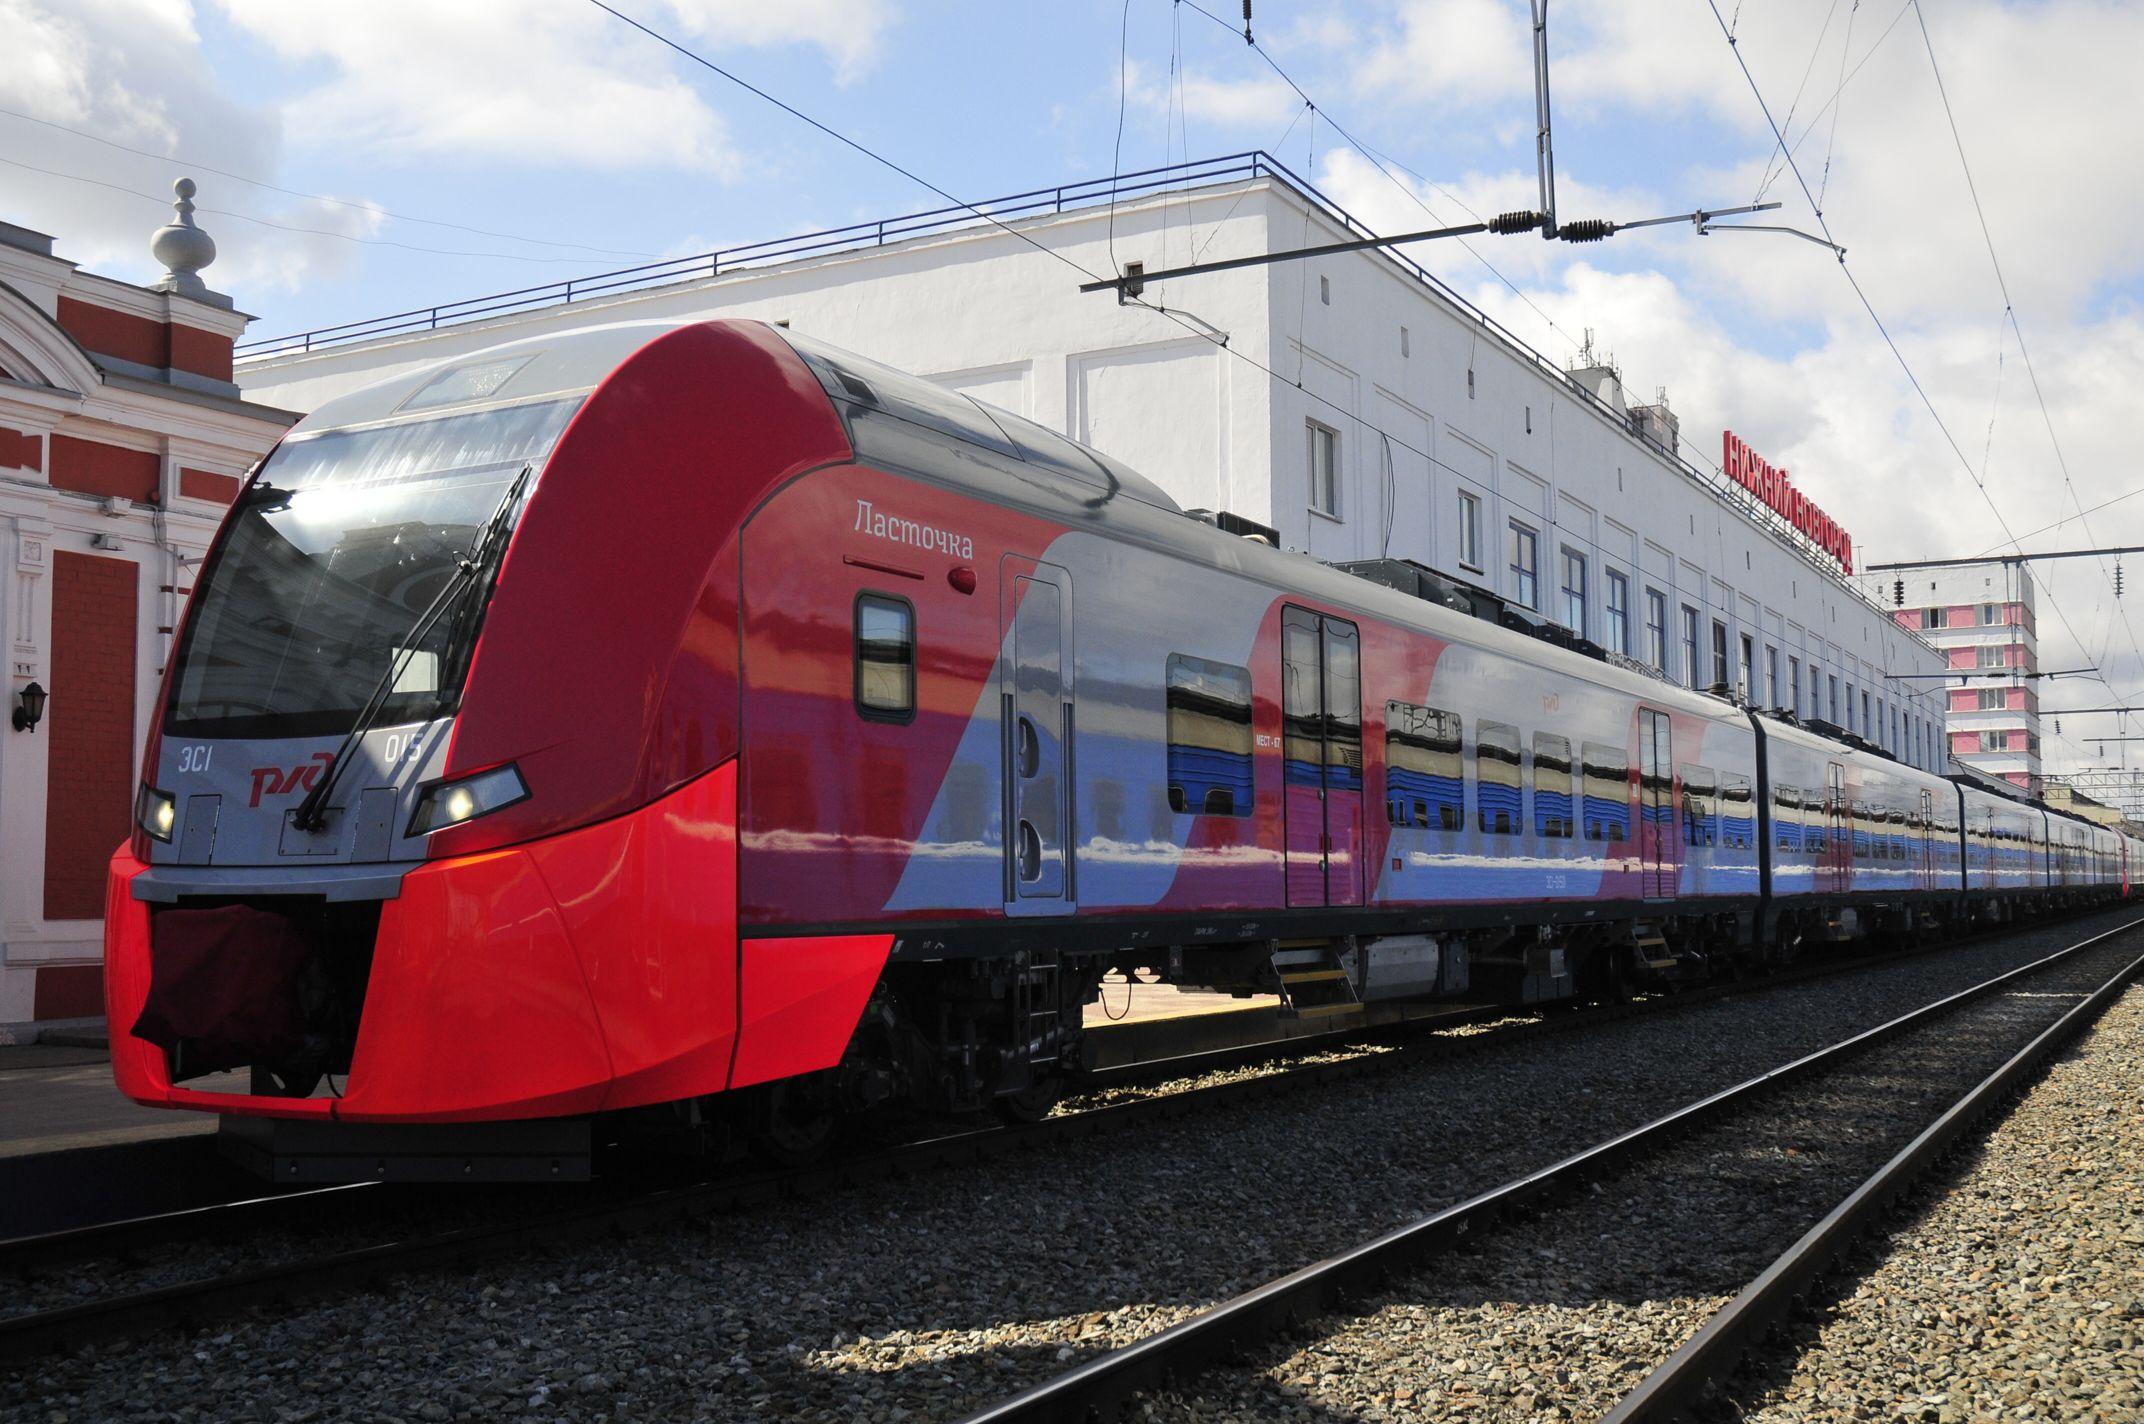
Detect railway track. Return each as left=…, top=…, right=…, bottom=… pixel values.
left=952, top=913, right=2144, bottom=1423
left=0, top=909, right=2121, bottom=1367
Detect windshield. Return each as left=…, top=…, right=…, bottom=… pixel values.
left=166, top=397, right=581, bottom=739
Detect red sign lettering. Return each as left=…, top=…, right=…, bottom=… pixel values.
left=1721, top=430, right=1853, bottom=574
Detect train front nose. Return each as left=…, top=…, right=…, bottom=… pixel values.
left=106, top=759, right=741, bottom=1136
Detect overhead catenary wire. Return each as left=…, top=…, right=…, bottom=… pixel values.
left=0, top=105, right=661, bottom=260
left=1700, top=0, right=2120, bottom=725
left=0, top=154, right=626, bottom=267
left=583, top=0, right=1924, bottom=735
left=1908, top=0, right=2144, bottom=698
left=1173, top=0, right=1587, bottom=358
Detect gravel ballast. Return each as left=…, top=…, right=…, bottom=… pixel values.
left=1147, top=927, right=2144, bottom=1424
left=6, top=909, right=2140, bottom=1423
left=1726, top=982, right=2144, bottom=1423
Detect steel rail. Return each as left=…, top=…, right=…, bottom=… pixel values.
left=953, top=914, right=2144, bottom=1424
left=0, top=909, right=2122, bottom=1361
left=0, top=916, right=1980, bottom=1280
left=1599, top=939, right=2144, bottom=1422
left=0, top=998, right=1604, bottom=1359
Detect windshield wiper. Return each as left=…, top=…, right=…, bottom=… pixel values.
left=292, top=464, right=531, bottom=834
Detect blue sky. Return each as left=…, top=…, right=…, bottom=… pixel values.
left=7, top=0, right=2144, bottom=777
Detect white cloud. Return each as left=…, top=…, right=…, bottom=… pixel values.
left=0, top=0, right=369, bottom=295
left=213, top=0, right=903, bottom=176
left=665, top=0, right=898, bottom=85
left=215, top=0, right=739, bottom=177
left=1354, top=0, right=1532, bottom=109
left=1121, top=58, right=1302, bottom=134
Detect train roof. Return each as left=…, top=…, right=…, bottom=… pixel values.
left=282, top=320, right=2110, bottom=834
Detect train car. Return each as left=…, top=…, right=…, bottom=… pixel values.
left=1957, top=778, right=2047, bottom=912
left=98, top=317, right=2130, bottom=1177
left=1753, top=717, right=1959, bottom=942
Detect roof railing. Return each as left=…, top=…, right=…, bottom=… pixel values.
left=235, top=150, right=1908, bottom=621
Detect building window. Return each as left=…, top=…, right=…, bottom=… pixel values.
left=855, top=593, right=916, bottom=721
left=1605, top=570, right=1630, bottom=654
left=1829, top=674, right=1840, bottom=723
left=1982, top=602, right=2001, bottom=625
left=1560, top=547, right=1587, bottom=634
left=1765, top=646, right=1779, bottom=708
left=1739, top=633, right=1755, bottom=697
left=1977, top=643, right=2006, bottom=668
left=1862, top=689, right=1872, bottom=733
left=1789, top=656, right=1801, bottom=714
left=1457, top=491, right=1481, bottom=568
left=1644, top=588, right=1667, bottom=670
left=1165, top=655, right=1254, bottom=815
left=1307, top=421, right=1340, bottom=518
left=1467, top=367, right=1475, bottom=398
left=1319, top=274, right=1331, bottom=305
left=1977, top=687, right=2004, bottom=711
left=1925, top=606, right=1945, bottom=629
left=1681, top=606, right=1700, bottom=689
left=1711, top=619, right=1729, bottom=690
left=1845, top=684, right=1855, bottom=731
left=1400, top=325, right=1410, bottom=357
left=1509, top=522, right=1539, bottom=609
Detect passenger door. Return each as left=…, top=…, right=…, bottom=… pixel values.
left=1637, top=708, right=1674, bottom=899
left=1282, top=608, right=1364, bottom=908
left=1919, top=790, right=1935, bottom=889
left=1823, top=762, right=1849, bottom=893
left=1002, top=560, right=1073, bottom=909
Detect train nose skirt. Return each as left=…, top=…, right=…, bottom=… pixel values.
left=217, top=1115, right=593, bottom=1184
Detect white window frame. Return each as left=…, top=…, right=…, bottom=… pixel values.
left=1604, top=569, right=1630, bottom=655
left=1457, top=490, right=1482, bottom=569
left=1307, top=420, right=1340, bottom=519
left=1509, top=522, right=1539, bottom=610
left=1560, top=546, right=1587, bottom=634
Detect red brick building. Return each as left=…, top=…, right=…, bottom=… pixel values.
left=0, top=184, right=293, bottom=1029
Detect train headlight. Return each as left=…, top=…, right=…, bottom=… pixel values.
left=407, top=763, right=528, bottom=836
left=137, top=784, right=177, bottom=842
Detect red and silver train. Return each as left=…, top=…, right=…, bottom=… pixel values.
left=105, top=319, right=2141, bottom=1177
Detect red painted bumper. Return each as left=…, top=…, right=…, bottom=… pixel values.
left=107, top=760, right=893, bottom=1123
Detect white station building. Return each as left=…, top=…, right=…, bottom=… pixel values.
left=239, top=154, right=1947, bottom=764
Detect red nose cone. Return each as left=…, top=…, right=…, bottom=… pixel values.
left=949, top=566, right=977, bottom=595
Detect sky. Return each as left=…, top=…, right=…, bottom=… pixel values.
left=5, top=0, right=2143, bottom=783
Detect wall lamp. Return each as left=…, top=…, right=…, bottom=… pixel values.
left=12, top=681, right=46, bottom=733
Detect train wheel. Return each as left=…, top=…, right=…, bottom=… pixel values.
left=993, top=1076, right=1064, bottom=1124
left=748, top=1077, right=841, bottom=1166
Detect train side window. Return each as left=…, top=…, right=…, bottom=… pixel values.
left=1680, top=765, right=1717, bottom=847
left=1533, top=733, right=1574, bottom=838
left=1774, top=785, right=1800, bottom=851
left=855, top=593, right=916, bottom=722
left=1476, top=722, right=1522, bottom=834
left=1581, top=742, right=1629, bottom=842
left=1164, top=654, right=1255, bottom=816
left=1387, top=701, right=1462, bottom=830
left=1722, top=775, right=1753, bottom=849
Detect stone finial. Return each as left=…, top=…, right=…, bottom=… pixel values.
left=149, top=177, right=230, bottom=308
